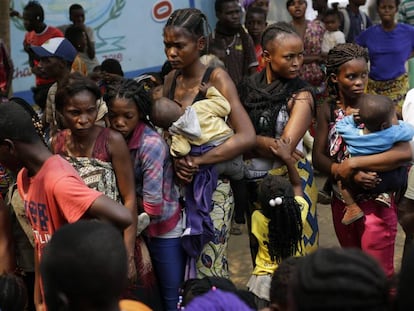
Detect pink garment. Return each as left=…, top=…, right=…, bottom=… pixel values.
left=331, top=196, right=397, bottom=278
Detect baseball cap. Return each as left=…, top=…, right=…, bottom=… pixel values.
left=30, top=37, right=77, bottom=63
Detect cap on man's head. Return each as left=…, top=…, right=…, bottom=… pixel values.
left=30, top=37, right=77, bottom=63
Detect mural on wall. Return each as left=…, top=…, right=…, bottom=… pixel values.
left=9, top=0, right=213, bottom=102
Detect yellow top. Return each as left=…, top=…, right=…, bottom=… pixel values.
left=252, top=196, right=309, bottom=275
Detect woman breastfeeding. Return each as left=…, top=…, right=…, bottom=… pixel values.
left=238, top=22, right=319, bottom=263
left=51, top=73, right=137, bottom=287
left=162, top=8, right=256, bottom=278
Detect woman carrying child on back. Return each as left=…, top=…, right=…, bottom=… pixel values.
left=247, top=138, right=305, bottom=309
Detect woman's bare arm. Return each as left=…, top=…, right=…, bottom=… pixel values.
left=108, top=129, right=137, bottom=281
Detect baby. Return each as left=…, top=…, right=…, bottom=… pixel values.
left=151, top=83, right=244, bottom=180
left=321, top=8, right=346, bottom=54
left=336, top=94, right=414, bottom=225
left=151, top=83, right=245, bottom=258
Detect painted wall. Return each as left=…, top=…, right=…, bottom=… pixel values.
left=9, top=0, right=216, bottom=103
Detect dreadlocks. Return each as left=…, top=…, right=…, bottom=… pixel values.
left=258, top=174, right=303, bottom=263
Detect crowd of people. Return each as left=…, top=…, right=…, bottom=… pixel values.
left=1, top=0, right=414, bottom=310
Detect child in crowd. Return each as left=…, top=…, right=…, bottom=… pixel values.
left=106, top=78, right=183, bottom=311
left=64, top=25, right=88, bottom=75
left=40, top=220, right=151, bottom=311
left=268, top=256, right=303, bottom=311
left=246, top=138, right=306, bottom=309
left=151, top=82, right=245, bottom=262
left=321, top=8, right=345, bottom=55
left=336, top=94, right=414, bottom=225
left=245, top=6, right=267, bottom=72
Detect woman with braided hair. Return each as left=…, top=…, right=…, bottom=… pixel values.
left=162, top=7, right=255, bottom=279
left=312, top=43, right=412, bottom=278
left=246, top=138, right=305, bottom=309
left=239, top=21, right=318, bottom=265
left=106, top=77, right=181, bottom=311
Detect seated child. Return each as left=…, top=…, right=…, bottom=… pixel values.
left=151, top=83, right=245, bottom=261
left=246, top=138, right=306, bottom=309
left=336, top=94, right=414, bottom=225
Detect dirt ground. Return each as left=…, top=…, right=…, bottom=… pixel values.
left=227, top=175, right=405, bottom=289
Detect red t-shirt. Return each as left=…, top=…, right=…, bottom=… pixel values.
left=17, top=155, right=101, bottom=257
left=24, top=26, right=63, bottom=86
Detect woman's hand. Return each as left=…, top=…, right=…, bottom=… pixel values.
left=353, top=171, right=380, bottom=190
left=127, top=254, right=137, bottom=284
left=173, top=155, right=199, bottom=184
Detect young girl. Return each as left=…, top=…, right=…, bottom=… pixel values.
left=312, top=43, right=412, bottom=278
left=106, top=78, right=184, bottom=311
left=247, top=138, right=306, bottom=309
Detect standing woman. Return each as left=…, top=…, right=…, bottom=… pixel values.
left=106, top=78, right=182, bottom=311
left=51, top=73, right=137, bottom=286
left=287, top=0, right=326, bottom=102
left=238, top=22, right=319, bottom=263
left=163, top=8, right=256, bottom=278
left=312, top=43, right=412, bottom=278
left=355, top=0, right=414, bottom=114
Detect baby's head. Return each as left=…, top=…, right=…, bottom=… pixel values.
left=357, top=94, right=395, bottom=132
left=322, top=8, right=341, bottom=32
left=151, top=97, right=184, bottom=129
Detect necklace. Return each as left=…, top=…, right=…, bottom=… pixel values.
left=225, top=34, right=238, bottom=56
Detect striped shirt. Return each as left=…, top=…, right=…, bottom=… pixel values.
left=399, top=0, right=414, bottom=26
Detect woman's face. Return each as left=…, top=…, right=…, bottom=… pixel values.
left=163, top=26, right=203, bottom=70
left=264, top=34, right=304, bottom=80
left=61, top=90, right=98, bottom=137
left=377, top=0, right=397, bottom=23
left=332, top=58, right=368, bottom=102
left=287, top=0, right=307, bottom=19
left=108, top=97, right=140, bottom=139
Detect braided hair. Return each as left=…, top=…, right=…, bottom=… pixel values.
left=165, top=8, right=209, bottom=39
left=258, top=174, right=303, bottom=263
left=105, top=78, right=153, bottom=124
left=325, top=43, right=368, bottom=100
left=291, top=247, right=390, bottom=311
left=261, top=22, right=299, bottom=52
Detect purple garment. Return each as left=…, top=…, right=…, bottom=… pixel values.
left=181, top=144, right=218, bottom=258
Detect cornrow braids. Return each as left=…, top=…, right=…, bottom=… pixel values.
left=292, top=248, right=390, bottom=311
left=165, top=8, right=209, bottom=39
left=261, top=22, right=298, bottom=51
left=325, top=43, right=368, bottom=107
left=106, top=78, right=153, bottom=124
left=258, top=174, right=303, bottom=263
